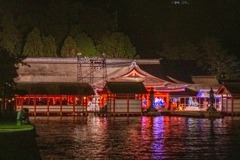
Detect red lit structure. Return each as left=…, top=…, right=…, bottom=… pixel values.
left=100, top=61, right=186, bottom=115
left=14, top=58, right=187, bottom=116
left=13, top=58, right=239, bottom=116
left=216, top=83, right=240, bottom=115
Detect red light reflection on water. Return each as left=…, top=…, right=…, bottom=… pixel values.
left=141, top=116, right=194, bottom=159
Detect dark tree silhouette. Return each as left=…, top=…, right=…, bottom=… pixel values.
left=0, top=48, right=26, bottom=112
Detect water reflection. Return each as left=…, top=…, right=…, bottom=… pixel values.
left=32, top=116, right=240, bottom=159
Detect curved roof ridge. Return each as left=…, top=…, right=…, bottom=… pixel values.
left=109, top=61, right=177, bottom=87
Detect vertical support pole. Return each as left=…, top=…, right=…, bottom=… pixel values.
left=73, top=95, right=76, bottom=116
left=146, top=94, right=150, bottom=108
left=21, top=97, right=24, bottom=110
left=221, top=95, right=223, bottom=112
left=226, top=94, right=228, bottom=113
left=34, top=95, right=36, bottom=116
left=60, top=95, right=62, bottom=116
left=47, top=96, right=49, bottom=116
left=127, top=94, right=129, bottom=117
left=113, top=95, right=116, bottom=117
left=166, top=93, right=169, bottom=110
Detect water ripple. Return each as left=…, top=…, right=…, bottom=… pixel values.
left=32, top=116, right=240, bottom=159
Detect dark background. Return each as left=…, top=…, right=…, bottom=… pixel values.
left=1, top=0, right=240, bottom=59
left=86, top=0, right=240, bottom=58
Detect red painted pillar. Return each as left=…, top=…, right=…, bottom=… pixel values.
left=60, top=95, right=63, bottom=116
left=34, top=95, right=36, bottom=116
left=47, top=96, right=49, bottom=116
left=113, top=95, right=116, bottom=117
left=73, top=95, right=76, bottom=115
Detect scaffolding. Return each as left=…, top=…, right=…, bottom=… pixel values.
left=77, top=57, right=107, bottom=87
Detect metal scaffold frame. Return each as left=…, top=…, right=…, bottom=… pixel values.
left=77, top=56, right=107, bottom=87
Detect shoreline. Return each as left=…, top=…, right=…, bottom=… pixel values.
left=0, top=124, right=42, bottom=160
left=143, top=110, right=225, bottom=118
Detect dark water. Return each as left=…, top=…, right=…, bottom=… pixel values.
left=32, top=116, right=240, bottom=160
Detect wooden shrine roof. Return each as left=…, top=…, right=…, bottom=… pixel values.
left=103, top=81, right=148, bottom=94
left=169, top=88, right=198, bottom=97
left=15, top=82, right=95, bottom=95
left=216, top=83, right=240, bottom=96
left=107, top=61, right=186, bottom=91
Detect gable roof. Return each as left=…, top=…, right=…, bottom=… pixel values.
left=216, top=83, right=240, bottom=96
left=108, top=61, right=186, bottom=92
left=169, top=88, right=198, bottom=97
left=103, top=81, right=148, bottom=94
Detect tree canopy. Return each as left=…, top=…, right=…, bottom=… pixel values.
left=72, top=32, right=98, bottom=57
left=42, top=35, right=57, bottom=57
left=0, top=0, right=239, bottom=79
left=96, top=32, right=137, bottom=58
left=0, top=12, right=22, bottom=54
left=160, top=37, right=240, bottom=80
left=0, top=48, right=18, bottom=92
left=23, top=28, right=43, bottom=57
left=0, top=48, right=26, bottom=111
left=60, top=36, right=78, bottom=57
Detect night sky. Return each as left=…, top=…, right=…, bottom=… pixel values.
left=0, top=0, right=240, bottom=59
left=116, top=0, right=240, bottom=58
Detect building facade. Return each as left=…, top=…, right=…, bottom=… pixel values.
left=13, top=58, right=240, bottom=115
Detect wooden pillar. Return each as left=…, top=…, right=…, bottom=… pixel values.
left=225, top=95, right=227, bottom=113
left=146, top=94, right=149, bottom=108
left=106, top=94, right=111, bottom=116
left=221, top=95, right=223, bottom=112
left=113, top=95, right=116, bottom=117
left=73, top=95, right=76, bottom=115
left=184, top=97, right=188, bottom=108
left=60, top=95, right=63, bottom=116
left=223, top=95, right=225, bottom=112
left=21, top=97, right=23, bottom=110
left=34, top=95, right=36, bottom=116
left=47, top=96, right=49, bottom=116
left=85, top=96, right=88, bottom=115
left=166, top=93, right=169, bottom=109
left=127, top=94, right=129, bottom=117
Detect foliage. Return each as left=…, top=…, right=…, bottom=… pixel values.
left=0, top=48, right=26, bottom=112
left=160, top=37, right=240, bottom=80
left=71, top=31, right=98, bottom=57
left=96, top=32, right=137, bottom=58
left=198, top=37, right=240, bottom=80
left=60, top=36, right=78, bottom=57
left=0, top=12, right=22, bottom=54
left=23, top=28, right=43, bottom=57
left=0, top=48, right=18, bottom=95
left=42, top=35, right=57, bottom=57
left=0, top=0, right=239, bottom=60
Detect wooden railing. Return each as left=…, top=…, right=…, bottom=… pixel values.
left=16, top=105, right=87, bottom=116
